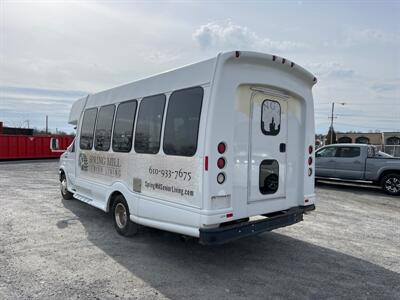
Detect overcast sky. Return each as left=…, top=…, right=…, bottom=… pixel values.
left=1, top=0, right=399, bottom=134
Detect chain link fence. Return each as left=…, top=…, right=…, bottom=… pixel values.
left=374, top=145, right=400, bottom=157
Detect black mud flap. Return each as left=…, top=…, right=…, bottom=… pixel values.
left=199, top=204, right=315, bottom=245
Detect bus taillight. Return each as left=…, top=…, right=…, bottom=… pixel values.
left=218, top=142, right=226, bottom=154
left=217, top=157, right=226, bottom=169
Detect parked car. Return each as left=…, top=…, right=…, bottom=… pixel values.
left=315, top=143, right=400, bottom=195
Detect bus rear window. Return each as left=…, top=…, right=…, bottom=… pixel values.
left=261, top=100, right=281, bottom=136
left=259, top=160, right=279, bottom=194
left=80, top=108, right=97, bottom=150
left=163, top=87, right=203, bottom=156
left=134, top=94, right=166, bottom=154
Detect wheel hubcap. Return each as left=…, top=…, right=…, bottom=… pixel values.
left=60, top=179, right=67, bottom=195
left=385, top=177, right=400, bottom=193
left=115, top=203, right=128, bottom=229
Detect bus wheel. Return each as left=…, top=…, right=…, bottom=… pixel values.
left=60, top=174, right=74, bottom=200
left=381, top=173, right=400, bottom=196
left=112, top=195, right=138, bottom=237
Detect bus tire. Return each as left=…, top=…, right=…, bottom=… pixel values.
left=60, top=173, right=74, bottom=200
left=381, top=173, right=400, bottom=196
left=112, top=195, right=138, bottom=237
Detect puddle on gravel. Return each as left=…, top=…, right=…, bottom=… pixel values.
left=56, top=217, right=80, bottom=229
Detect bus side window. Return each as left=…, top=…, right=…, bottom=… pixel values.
left=80, top=108, right=98, bottom=150
left=112, top=100, right=138, bottom=152
left=94, top=104, right=115, bottom=151
left=134, top=94, right=166, bottom=154
left=163, top=86, right=203, bottom=156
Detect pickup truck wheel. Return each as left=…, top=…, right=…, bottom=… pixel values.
left=381, top=174, right=400, bottom=196
left=112, top=195, right=138, bottom=237
left=60, top=174, right=74, bottom=200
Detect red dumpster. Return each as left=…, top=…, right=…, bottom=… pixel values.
left=0, top=135, right=74, bottom=160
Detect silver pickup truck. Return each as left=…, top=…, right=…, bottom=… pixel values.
left=315, top=143, right=400, bottom=195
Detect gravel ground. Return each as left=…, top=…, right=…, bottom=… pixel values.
left=0, top=160, right=399, bottom=300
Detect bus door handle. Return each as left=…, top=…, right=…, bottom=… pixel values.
left=279, top=143, right=286, bottom=153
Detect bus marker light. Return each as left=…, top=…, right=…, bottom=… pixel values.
left=226, top=213, right=233, bottom=218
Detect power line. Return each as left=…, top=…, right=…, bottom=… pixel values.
left=330, top=115, right=400, bottom=121
left=328, top=122, right=399, bottom=131
left=317, top=103, right=398, bottom=106
left=315, top=111, right=400, bottom=119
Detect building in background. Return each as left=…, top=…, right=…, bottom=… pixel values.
left=336, top=132, right=383, bottom=144
left=334, top=132, right=400, bottom=157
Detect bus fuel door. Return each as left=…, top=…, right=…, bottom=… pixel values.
left=133, top=178, right=142, bottom=193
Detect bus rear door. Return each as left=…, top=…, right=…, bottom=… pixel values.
left=247, top=90, right=288, bottom=203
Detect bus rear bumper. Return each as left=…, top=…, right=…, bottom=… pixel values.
left=199, top=204, right=315, bottom=245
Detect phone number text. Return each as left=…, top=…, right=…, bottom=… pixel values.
left=148, top=166, right=192, bottom=181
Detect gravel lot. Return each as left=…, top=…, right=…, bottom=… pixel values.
left=0, top=160, right=399, bottom=299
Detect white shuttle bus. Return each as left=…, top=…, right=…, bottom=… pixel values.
left=58, top=51, right=317, bottom=244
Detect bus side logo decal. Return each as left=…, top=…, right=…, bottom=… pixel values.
left=79, top=153, right=89, bottom=171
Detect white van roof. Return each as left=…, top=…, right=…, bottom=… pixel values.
left=68, top=51, right=317, bottom=125
left=68, top=96, right=87, bottom=125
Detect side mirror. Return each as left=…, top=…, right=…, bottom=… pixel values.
left=50, top=137, right=60, bottom=150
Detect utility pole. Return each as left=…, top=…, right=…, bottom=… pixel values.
left=329, top=103, right=335, bottom=144
left=46, top=115, right=48, bottom=134
left=23, top=120, right=30, bottom=129
left=328, top=102, right=345, bottom=144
